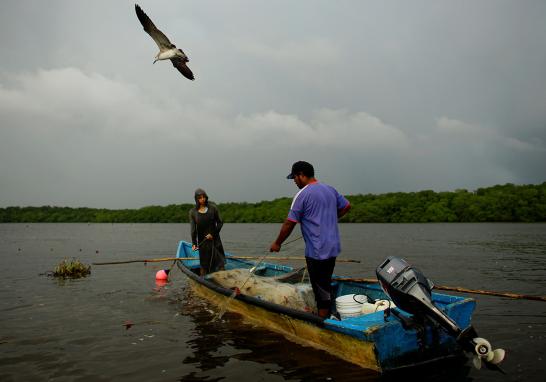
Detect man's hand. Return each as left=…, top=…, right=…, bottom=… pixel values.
left=205, top=234, right=213, bottom=240
left=269, top=242, right=281, bottom=252
left=192, top=244, right=198, bottom=251
left=270, top=219, right=296, bottom=253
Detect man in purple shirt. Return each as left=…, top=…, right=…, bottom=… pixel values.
left=270, top=161, right=351, bottom=318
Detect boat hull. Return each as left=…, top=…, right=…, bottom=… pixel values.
left=187, top=276, right=381, bottom=371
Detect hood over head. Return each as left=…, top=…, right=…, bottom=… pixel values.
left=194, top=188, right=209, bottom=208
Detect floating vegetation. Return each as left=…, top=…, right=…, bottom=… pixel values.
left=53, top=258, right=91, bottom=279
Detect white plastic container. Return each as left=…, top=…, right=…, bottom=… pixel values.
left=360, top=299, right=396, bottom=314
left=360, top=302, right=378, bottom=314
left=374, top=299, right=394, bottom=311
left=335, top=294, right=368, bottom=319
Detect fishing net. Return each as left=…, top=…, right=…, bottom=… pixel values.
left=209, top=269, right=317, bottom=314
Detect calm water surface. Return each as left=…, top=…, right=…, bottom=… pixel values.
left=0, top=223, right=545, bottom=381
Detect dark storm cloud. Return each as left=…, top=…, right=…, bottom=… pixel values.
left=0, top=1, right=545, bottom=207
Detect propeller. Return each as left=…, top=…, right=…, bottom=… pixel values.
left=471, top=337, right=505, bottom=371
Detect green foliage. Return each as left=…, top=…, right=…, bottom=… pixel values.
left=1, top=182, right=545, bottom=223
left=53, top=258, right=91, bottom=279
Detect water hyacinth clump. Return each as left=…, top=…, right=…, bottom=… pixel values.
left=53, top=258, right=91, bottom=279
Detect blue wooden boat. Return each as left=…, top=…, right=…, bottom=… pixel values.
left=175, top=240, right=476, bottom=373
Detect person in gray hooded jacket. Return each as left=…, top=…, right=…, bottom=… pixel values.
left=189, top=188, right=226, bottom=276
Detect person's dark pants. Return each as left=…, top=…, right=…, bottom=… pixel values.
left=198, top=240, right=225, bottom=274
left=305, top=256, right=336, bottom=314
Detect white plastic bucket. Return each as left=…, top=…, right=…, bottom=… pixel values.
left=335, top=294, right=368, bottom=319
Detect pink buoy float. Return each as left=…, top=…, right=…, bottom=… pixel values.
left=155, top=269, right=170, bottom=281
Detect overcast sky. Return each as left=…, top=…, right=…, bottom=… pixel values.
left=1, top=1, right=545, bottom=208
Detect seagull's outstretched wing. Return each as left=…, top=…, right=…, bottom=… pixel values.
left=135, top=4, right=174, bottom=50
left=171, top=57, right=195, bottom=80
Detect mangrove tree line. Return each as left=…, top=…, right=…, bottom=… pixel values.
left=1, top=182, right=545, bottom=223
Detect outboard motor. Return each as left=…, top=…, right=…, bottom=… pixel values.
left=376, top=256, right=505, bottom=371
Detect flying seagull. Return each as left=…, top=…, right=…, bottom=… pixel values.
left=135, top=4, right=195, bottom=80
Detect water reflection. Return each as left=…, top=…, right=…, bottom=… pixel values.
left=176, top=288, right=236, bottom=379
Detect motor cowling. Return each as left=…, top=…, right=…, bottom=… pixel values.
left=376, top=256, right=460, bottom=335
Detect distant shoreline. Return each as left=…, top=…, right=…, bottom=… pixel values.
left=1, top=182, right=545, bottom=223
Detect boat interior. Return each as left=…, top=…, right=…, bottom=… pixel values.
left=180, top=245, right=461, bottom=323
